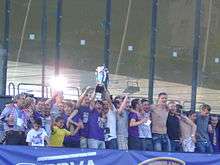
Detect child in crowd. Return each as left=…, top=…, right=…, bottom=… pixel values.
left=49, top=116, right=71, bottom=147
left=26, top=118, right=49, bottom=146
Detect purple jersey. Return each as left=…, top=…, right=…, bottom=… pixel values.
left=128, top=112, right=139, bottom=138
left=88, top=110, right=105, bottom=141
left=79, top=106, right=91, bottom=138
left=64, top=114, right=82, bottom=142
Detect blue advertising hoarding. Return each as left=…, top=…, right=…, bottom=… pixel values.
left=0, top=145, right=219, bottom=165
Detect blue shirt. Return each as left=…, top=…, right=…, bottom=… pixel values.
left=196, top=113, right=210, bottom=142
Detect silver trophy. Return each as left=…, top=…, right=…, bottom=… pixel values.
left=95, top=65, right=109, bottom=100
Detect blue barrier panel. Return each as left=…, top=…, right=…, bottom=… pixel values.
left=0, top=145, right=220, bottom=165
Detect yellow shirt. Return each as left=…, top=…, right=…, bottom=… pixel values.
left=49, top=126, right=71, bottom=147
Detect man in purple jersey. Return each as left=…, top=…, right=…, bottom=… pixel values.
left=88, top=100, right=106, bottom=149
left=128, top=98, right=148, bottom=150
left=76, top=86, right=93, bottom=148
left=64, top=104, right=83, bottom=148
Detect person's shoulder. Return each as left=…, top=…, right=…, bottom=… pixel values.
left=27, top=128, right=35, bottom=134
left=129, top=111, right=138, bottom=117
left=40, top=127, right=46, bottom=132
left=3, top=103, right=15, bottom=111
left=40, top=128, right=48, bottom=135
left=150, top=104, right=156, bottom=109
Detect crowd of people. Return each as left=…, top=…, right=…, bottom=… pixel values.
left=0, top=86, right=219, bottom=154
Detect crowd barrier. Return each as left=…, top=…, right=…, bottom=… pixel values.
left=0, top=145, right=219, bottom=165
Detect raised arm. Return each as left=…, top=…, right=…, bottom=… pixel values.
left=76, top=86, right=91, bottom=108
left=104, top=89, right=113, bottom=107
left=117, top=95, right=128, bottom=114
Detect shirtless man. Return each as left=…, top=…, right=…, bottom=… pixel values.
left=151, top=92, right=171, bottom=152
left=179, top=111, right=197, bottom=152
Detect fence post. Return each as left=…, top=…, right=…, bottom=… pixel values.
left=191, top=0, right=202, bottom=112
left=148, top=0, right=158, bottom=104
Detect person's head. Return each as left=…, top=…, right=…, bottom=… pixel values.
left=36, top=99, right=45, bottom=112
left=54, top=116, right=64, bottom=128
left=95, top=100, right=103, bottom=112
left=42, top=107, right=50, bottom=117
left=131, top=98, right=141, bottom=111
left=14, top=94, right=26, bottom=109
left=141, top=99, right=150, bottom=112
left=168, top=101, right=176, bottom=114
left=64, top=101, right=74, bottom=116
left=33, top=118, right=42, bottom=131
left=102, top=99, right=109, bottom=110
left=113, top=96, right=123, bottom=109
left=57, top=102, right=65, bottom=113
left=113, top=99, right=121, bottom=109
left=23, top=97, right=34, bottom=109
left=210, top=115, right=219, bottom=128
left=200, top=104, right=211, bottom=117
left=158, top=92, right=168, bottom=105
left=82, top=95, right=91, bottom=107
left=187, top=110, right=196, bottom=122
left=55, top=92, right=64, bottom=104
left=45, top=99, right=52, bottom=109
left=176, top=104, right=183, bottom=112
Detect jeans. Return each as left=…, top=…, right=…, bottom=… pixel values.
left=117, top=135, right=128, bottom=150
left=63, top=140, right=80, bottom=148
left=105, top=138, right=118, bottom=149
left=196, top=141, right=213, bottom=153
left=170, top=140, right=182, bottom=152
left=128, top=136, right=141, bottom=150
left=152, top=133, right=171, bottom=152
left=140, top=138, right=153, bottom=151
left=80, top=137, right=88, bottom=148
left=88, top=138, right=105, bottom=149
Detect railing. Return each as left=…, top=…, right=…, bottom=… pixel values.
left=7, top=82, right=15, bottom=97
left=7, top=82, right=80, bottom=100
left=17, top=83, right=50, bottom=98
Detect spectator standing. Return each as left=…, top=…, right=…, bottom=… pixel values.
left=51, top=92, right=64, bottom=119
left=196, top=104, right=213, bottom=153
left=138, top=99, right=153, bottom=151
left=209, top=115, right=220, bottom=152
left=166, top=102, right=182, bottom=152
left=128, top=99, right=147, bottom=150
left=40, top=103, right=52, bottom=137
left=151, top=92, right=171, bottom=152
left=179, top=111, right=197, bottom=152
left=63, top=102, right=83, bottom=148
left=87, top=100, right=106, bottom=149
left=49, top=116, right=71, bottom=147
left=26, top=118, right=49, bottom=146
left=0, top=94, right=29, bottom=145
left=116, top=96, right=129, bottom=150
left=77, top=86, right=93, bottom=148
left=104, top=91, right=118, bottom=149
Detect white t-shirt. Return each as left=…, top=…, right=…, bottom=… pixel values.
left=106, top=105, right=117, bottom=141
left=26, top=128, right=48, bottom=146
